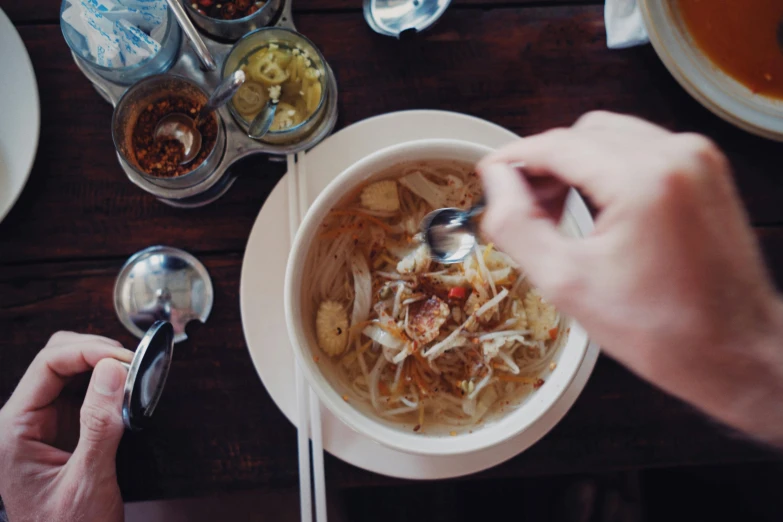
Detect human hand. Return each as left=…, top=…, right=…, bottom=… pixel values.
left=478, top=112, right=783, bottom=444
left=0, top=332, right=133, bottom=522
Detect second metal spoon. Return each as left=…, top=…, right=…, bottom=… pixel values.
left=247, top=99, right=279, bottom=140
left=153, top=70, right=246, bottom=165
left=421, top=200, right=485, bottom=264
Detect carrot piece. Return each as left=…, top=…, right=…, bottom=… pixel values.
left=549, top=327, right=559, bottom=341
left=448, top=287, right=466, bottom=300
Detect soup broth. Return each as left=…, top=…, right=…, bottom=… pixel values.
left=677, top=0, right=783, bottom=99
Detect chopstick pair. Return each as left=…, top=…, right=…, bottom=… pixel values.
left=287, top=152, right=328, bottom=522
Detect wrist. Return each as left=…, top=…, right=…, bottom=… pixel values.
left=711, top=297, right=783, bottom=446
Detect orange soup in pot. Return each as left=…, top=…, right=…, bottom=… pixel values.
left=677, top=0, right=783, bottom=99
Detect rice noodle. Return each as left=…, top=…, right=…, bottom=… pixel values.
left=306, top=160, right=561, bottom=432
left=368, top=354, right=386, bottom=412
left=497, top=351, right=520, bottom=374
left=399, top=397, right=418, bottom=408
left=351, top=252, right=372, bottom=336
left=383, top=406, right=419, bottom=416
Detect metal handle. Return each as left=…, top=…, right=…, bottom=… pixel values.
left=197, top=70, right=246, bottom=122
left=248, top=101, right=279, bottom=139
left=165, top=0, right=217, bottom=71
left=465, top=199, right=485, bottom=220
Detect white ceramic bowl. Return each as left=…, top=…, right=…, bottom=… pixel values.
left=284, top=139, right=590, bottom=456
left=641, top=0, right=783, bottom=141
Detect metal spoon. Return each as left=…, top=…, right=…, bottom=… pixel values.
left=421, top=200, right=485, bottom=264
left=247, top=99, right=279, bottom=140
left=363, top=0, right=452, bottom=38
left=153, top=70, right=246, bottom=165
left=165, top=0, right=216, bottom=71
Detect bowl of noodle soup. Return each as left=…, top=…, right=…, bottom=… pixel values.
left=285, top=139, right=590, bottom=456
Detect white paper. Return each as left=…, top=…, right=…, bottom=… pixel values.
left=605, top=0, right=649, bottom=49
left=62, top=0, right=168, bottom=68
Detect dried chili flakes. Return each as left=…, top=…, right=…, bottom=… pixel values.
left=189, top=0, right=267, bottom=20
left=132, top=96, right=217, bottom=178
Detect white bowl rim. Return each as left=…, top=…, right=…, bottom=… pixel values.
left=284, top=138, right=590, bottom=456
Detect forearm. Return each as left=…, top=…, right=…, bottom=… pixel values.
left=667, top=297, right=783, bottom=447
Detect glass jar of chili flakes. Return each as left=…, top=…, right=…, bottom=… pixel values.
left=185, top=0, right=282, bottom=41
left=112, top=75, right=226, bottom=190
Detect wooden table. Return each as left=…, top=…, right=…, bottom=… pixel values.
left=1, top=0, right=782, bottom=503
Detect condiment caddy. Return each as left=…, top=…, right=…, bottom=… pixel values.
left=65, top=0, right=339, bottom=207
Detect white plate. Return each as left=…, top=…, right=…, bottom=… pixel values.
left=0, top=9, right=40, bottom=224
left=240, top=110, right=600, bottom=479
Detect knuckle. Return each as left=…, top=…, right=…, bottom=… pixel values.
left=677, top=132, right=717, bottom=154
left=47, top=331, right=70, bottom=346
left=676, top=133, right=728, bottom=171
left=539, top=127, right=571, bottom=142
left=80, top=402, right=120, bottom=440
left=645, top=134, right=726, bottom=200
left=0, top=416, right=26, bottom=460
left=574, top=110, right=615, bottom=128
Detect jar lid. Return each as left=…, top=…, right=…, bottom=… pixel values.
left=114, top=245, right=213, bottom=343
left=122, top=320, right=174, bottom=431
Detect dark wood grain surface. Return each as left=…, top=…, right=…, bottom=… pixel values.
left=1, top=0, right=782, bottom=502
left=2, top=0, right=603, bottom=24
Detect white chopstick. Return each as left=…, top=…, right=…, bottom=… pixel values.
left=288, top=154, right=313, bottom=522
left=298, top=151, right=328, bottom=522
left=288, top=152, right=328, bottom=522
left=295, top=366, right=313, bottom=522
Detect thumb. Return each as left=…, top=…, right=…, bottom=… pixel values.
left=479, top=162, right=576, bottom=297
left=72, top=358, right=127, bottom=475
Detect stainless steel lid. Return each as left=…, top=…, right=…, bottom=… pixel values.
left=122, top=320, right=175, bottom=431
left=363, top=0, right=452, bottom=38
left=114, top=245, right=214, bottom=343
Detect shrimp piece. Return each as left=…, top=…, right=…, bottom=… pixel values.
left=405, top=296, right=450, bottom=344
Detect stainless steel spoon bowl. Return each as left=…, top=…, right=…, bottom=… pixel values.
left=422, top=200, right=485, bottom=264
left=247, top=99, right=279, bottom=140
left=153, top=70, right=245, bottom=165
left=363, top=0, right=452, bottom=38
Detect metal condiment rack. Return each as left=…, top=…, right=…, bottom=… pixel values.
left=71, top=0, right=339, bottom=208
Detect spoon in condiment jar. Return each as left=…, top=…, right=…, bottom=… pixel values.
left=247, top=98, right=279, bottom=140
left=154, top=70, right=246, bottom=165
left=421, top=200, right=485, bottom=264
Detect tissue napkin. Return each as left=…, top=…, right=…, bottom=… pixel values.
left=605, top=0, right=649, bottom=49
left=62, top=0, right=168, bottom=68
